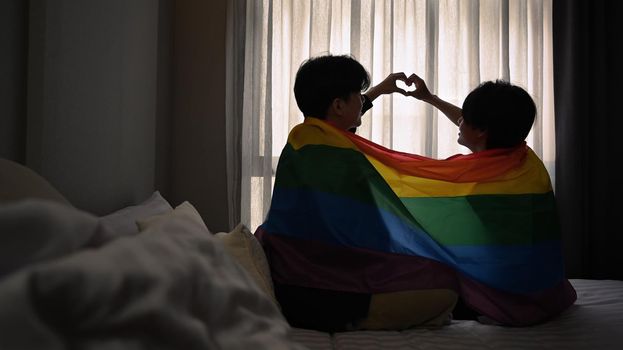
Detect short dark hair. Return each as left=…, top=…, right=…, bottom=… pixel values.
left=293, top=54, right=370, bottom=119
left=461, top=80, right=536, bottom=149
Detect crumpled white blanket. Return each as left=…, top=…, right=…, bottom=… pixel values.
left=0, top=200, right=305, bottom=350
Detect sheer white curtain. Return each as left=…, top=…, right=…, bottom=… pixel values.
left=227, top=0, right=555, bottom=231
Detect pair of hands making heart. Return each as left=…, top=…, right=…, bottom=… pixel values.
left=366, top=73, right=433, bottom=102
left=365, top=72, right=464, bottom=128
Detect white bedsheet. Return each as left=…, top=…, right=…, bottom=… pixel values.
left=292, top=280, right=623, bottom=349
left=0, top=200, right=305, bottom=350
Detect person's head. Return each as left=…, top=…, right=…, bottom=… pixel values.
left=294, top=54, right=371, bottom=130
left=459, top=80, right=536, bottom=152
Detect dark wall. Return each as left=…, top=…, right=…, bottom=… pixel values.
left=169, top=0, right=229, bottom=231
left=0, top=0, right=28, bottom=162
left=1, top=0, right=231, bottom=231
left=25, top=0, right=160, bottom=215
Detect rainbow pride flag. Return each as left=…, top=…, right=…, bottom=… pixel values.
left=256, top=117, right=576, bottom=326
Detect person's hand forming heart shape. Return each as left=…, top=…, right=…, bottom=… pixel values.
left=366, top=72, right=434, bottom=103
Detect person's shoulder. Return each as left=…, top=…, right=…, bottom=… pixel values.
left=290, top=118, right=325, bottom=135
left=523, top=147, right=554, bottom=191
left=288, top=118, right=355, bottom=151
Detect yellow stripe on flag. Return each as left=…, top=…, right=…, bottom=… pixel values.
left=365, top=150, right=552, bottom=197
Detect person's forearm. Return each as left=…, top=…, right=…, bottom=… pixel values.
left=425, top=95, right=463, bottom=126
left=364, top=84, right=384, bottom=102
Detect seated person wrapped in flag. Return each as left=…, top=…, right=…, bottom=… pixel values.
left=255, top=54, right=576, bottom=332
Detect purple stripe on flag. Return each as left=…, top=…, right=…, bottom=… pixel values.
left=257, top=228, right=577, bottom=326
left=459, top=276, right=577, bottom=325
left=257, top=228, right=458, bottom=293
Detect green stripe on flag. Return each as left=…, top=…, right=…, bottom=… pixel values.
left=400, top=193, right=560, bottom=245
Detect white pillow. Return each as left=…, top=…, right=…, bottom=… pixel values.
left=99, top=191, right=172, bottom=240
left=137, top=201, right=210, bottom=234
left=215, top=224, right=279, bottom=308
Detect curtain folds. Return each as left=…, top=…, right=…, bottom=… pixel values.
left=553, top=0, right=623, bottom=279
left=227, top=0, right=555, bottom=232
left=226, top=0, right=246, bottom=229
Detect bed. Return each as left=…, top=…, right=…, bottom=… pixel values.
left=1, top=158, right=622, bottom=349
left=291, top=279, right=623, bottom=349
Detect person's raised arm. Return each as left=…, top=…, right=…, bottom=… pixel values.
left=407, top=74, right=463, bottom=126
left=359, top=73, right=410, bottom=115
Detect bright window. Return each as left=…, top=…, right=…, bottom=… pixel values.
left=236, top=0, right=555, bottom=231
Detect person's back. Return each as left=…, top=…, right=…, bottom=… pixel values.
left=264, top=55, right=375, bottom=331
